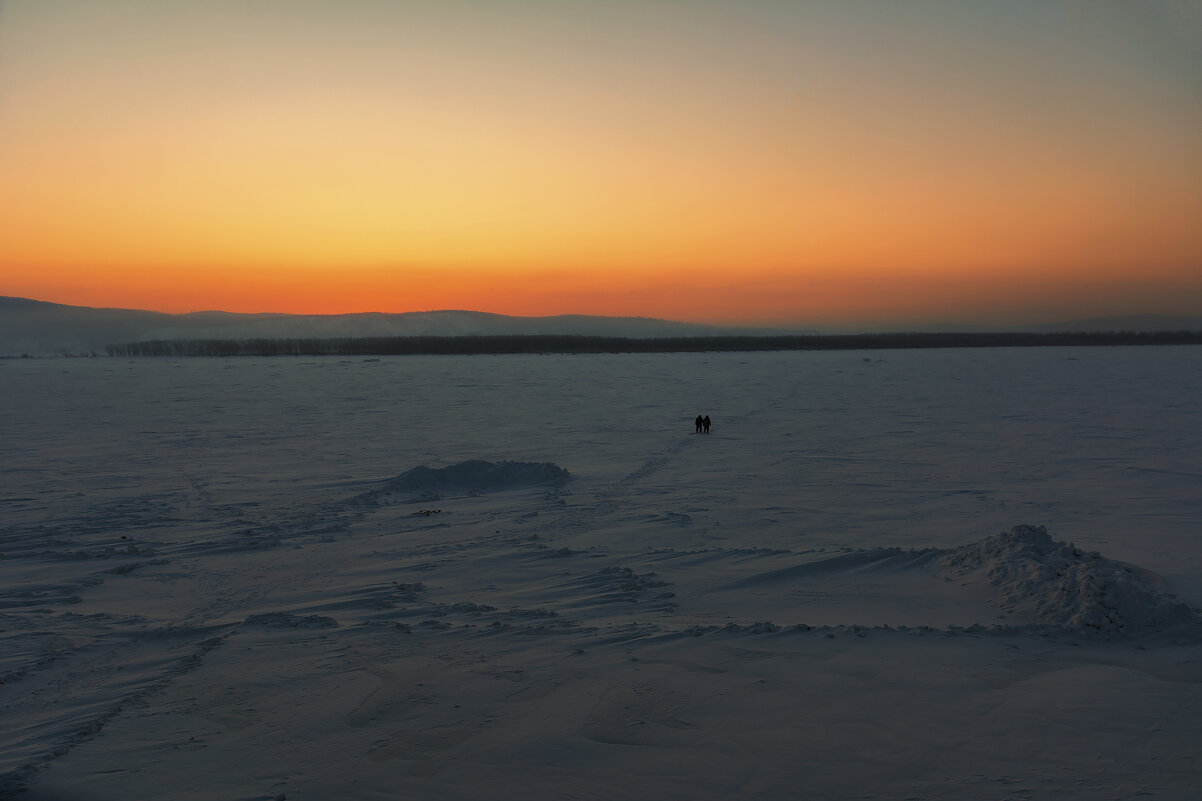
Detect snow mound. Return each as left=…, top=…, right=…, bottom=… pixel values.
left=938, top=525, right=1200, bottom=636
left=382, top=460, right=571, bottom=495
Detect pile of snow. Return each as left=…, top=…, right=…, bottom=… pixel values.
left=938, top=525, right=1200, bottom=635
left=380, top=459, right=571, bottom=495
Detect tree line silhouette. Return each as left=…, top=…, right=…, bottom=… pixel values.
left=105, top=330, right=1202, bottom=357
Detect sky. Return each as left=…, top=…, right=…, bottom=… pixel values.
left=1, top=0, right=1200, bottom=329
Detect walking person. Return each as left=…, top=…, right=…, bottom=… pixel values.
left=695, top=414, right=704, bottom=434
left=702, top=415, right=711, bottom=434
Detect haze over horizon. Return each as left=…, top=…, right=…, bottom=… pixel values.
left=2, top=1, right=1200, bottom=329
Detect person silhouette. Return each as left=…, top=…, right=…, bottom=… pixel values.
left=702, top=415, right=711, bottom=434
left=695, top=415, right=704, bottom=434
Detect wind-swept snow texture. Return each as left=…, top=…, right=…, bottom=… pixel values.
left=2, top=347, right=1201, bottom=800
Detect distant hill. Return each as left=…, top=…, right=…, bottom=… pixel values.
left=0, top=297, right=793, bottom=356
left=5, top=297, right=1199, bottom=357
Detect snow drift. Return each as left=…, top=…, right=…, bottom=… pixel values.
left=378, top=459, right=571, bottom=496
left=937, top=524, right=1200, bottom=636
left=723, top=525, right=1200, bottom=637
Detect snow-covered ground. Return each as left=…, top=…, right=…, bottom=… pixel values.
left=2, top=347, right=1200, bottom=800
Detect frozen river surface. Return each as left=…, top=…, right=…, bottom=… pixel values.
left=2, top=347, right=1201, bottom=799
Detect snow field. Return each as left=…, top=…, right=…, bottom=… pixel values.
left=1, top=347, right=1200, bottom=799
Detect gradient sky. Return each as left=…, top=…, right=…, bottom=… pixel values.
left=2, top=0, right=1200, bottom=328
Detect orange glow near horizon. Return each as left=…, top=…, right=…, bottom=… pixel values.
left=2, top=2, right=1201, bottom=328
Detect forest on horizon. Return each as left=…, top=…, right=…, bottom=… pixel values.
left=104, top=331, right=1202, bottom=357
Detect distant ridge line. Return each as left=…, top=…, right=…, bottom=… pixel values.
left=6, top=295, right=1202, bottom=356
left=105, top=331, right=1202, bottom=357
